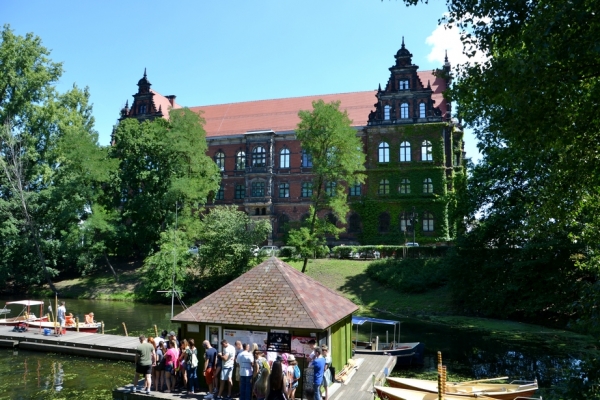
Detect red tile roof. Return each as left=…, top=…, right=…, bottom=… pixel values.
left=188, top=70, right=447, bottom=138
left=151, top=89, right=182, bottom=117
left=172, top=257, right=359, bottom=330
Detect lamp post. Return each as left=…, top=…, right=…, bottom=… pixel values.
left=411, top=206, right=417, bottom=245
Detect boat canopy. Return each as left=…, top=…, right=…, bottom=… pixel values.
left=352, top=316, right=399, bottom=326
left=6, top=300, right=44, bottom=306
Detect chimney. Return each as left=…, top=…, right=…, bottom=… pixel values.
left=165, top=95, right=176, bottom=107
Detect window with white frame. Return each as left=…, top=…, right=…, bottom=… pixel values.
left=423, top=178, right=433, bottom=194
left=301, top=150, right=313, bottom=167
left=399, top=179, right=410, bottom=194
left=399, top=79, right=409, bottom=90
left=235, top=151, right=246, bottom=170
left=280, top=148, right=290, bottom=168
left=378, top=179, right=390, bottom=195
left=421, top=140, right=433, bottom=161
left=400, top=103, right=409, bottom=119
left=378, top=142, right=390, bottom=163
left=384, top=105, right=391, bottom=120
left=252, top=147, right=266, bottom=167
left=400, top=141, right=411, bottom=162
left=214, top=151, right=225, bottom=170
left=419, top=103, right=426, bottom=118
left=423, top=212, right=434, bottom=232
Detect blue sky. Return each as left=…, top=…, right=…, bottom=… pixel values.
left=2, top=0, right=479, bottom=160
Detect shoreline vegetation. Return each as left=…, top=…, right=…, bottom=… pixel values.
left=22, top=258, right=595, bottom=351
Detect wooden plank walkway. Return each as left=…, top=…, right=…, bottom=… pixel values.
left=330, top=354, right=397, bottom=400
left=0, top=325, right=139, bottom=361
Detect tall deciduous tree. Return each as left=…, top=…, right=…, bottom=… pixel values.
left=292, top=100, right=365, bottom=272
left=108, top=108, right=220, bottom=257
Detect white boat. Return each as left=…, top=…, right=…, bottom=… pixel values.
left=0, top=300, right=48, bottom=327
left=27, top=320, right=101, bottom=333
left=375, top=386, right=498, bottom=400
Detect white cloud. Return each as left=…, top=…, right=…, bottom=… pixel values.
left=425, top=16, right=488, bottom=67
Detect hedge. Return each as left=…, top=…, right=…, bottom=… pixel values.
left=331, top=245, right=449, bottom=259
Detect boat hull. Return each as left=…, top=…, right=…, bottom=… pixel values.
left=0, top=315, right=49, bottom=327
left=354, top=342, right=424, bottom=366
left=26, top=321, right=100, bottom=333
left=375, top=386, right=497, bottom=400
left=386, top=377, right=538, bottom=399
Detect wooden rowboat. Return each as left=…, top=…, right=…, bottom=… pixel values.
left=375, top=386, right=498, bottom=400
left=386, top=377, right=538, bottom=400
left=26, top=320, right=101, bottom=333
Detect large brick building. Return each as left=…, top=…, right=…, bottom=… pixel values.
left=118, top=40, right=465, bottom=245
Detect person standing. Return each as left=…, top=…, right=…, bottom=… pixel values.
left=265, top=360, right=287, bottom=400
left=287, top=354, right=300, bottom=400
left=56, top=301, right=66, bottom=336
left=203, top=340, right=218, bottom=399
left=312, top=347, right=326, bottom=400
left=234, top=340, right=243, bottom=395
left=186, top=338, right=199, bottom=394
left=237, top=343, right=254, bottom=400
left=132, top=334, right=156, bottom=395
left=321, top=346, right=332, bottom=400
left=217, top=339, right=236, bottom=400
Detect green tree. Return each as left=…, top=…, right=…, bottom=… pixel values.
left=293, top=100, right=365, bottom=272
left=196, top=206, right=271, bottom=287
left=107, top=108, right=220, bottom=257
left=0, top=25, right=112, bottom=291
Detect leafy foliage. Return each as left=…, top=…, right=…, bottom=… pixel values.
left=366, top=257, right=449, bottom=294
left=292, top=100, right=366, bottom=272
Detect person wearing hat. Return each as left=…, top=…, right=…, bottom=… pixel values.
left=312, top=347, right=326, bottom=400
left=286, top=354, right=300, bottom=400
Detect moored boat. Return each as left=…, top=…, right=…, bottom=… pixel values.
left=386, top=377, right=539, bottom=400
left=0, top=300, right=49, bottom=327
left=375, top=386, right=498, bottom=400
left=26, top=320, right=101, bottom=333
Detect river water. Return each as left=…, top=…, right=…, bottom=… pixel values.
left=0, top=298, right=587, bottom=399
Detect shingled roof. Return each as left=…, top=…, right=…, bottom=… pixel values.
left=172, top=257, right=359, bottom=330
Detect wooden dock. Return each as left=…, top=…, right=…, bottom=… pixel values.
left=0, top=326, right=139, bottom=361
left=330, top=353, right=397, bottom=400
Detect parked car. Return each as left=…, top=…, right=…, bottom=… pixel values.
left=260, top=246, right=280, bottom=256
left=406, top=242, right=419, bottom=247
left=188, top=246, right=199, bottom=255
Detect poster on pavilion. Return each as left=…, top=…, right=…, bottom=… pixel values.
left=223, top=329, right=268, bottom=350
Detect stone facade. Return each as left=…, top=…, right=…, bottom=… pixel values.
left=117, top=40, right=465, bottom=245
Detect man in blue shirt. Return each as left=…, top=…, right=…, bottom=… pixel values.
left=312, top=347, right=326, bottom=400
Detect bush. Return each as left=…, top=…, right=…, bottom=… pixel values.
left=279, top=246, right=296, bottom=258
left=331, top=245, right=450, bottom=259
left=314, top=245, right=330, bottom=259
left=366, top=257, right=449, bottom=294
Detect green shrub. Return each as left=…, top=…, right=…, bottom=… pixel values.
left=331, top=245, right=450, bottom=259
left=366, top=257, right=449, bottom=294
left=279, top=246, right=296, bottom=258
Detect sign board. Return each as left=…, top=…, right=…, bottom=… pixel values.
left=267, top=331, right=291, bottom=353
left=303, top=365, right=315, bottom=395
left=223, top=329, right=268, bottom=350
left=291, top=336, right=314, bottom=358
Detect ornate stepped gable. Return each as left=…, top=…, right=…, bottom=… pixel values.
left=368, top=38, right=451, bottom=125
left=119, top=68, right=164, bottom=122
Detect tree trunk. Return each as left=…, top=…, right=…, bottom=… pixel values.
left=103, top=251, right=119, bottom=282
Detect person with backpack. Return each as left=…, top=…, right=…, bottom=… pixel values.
left=186, top=338, right=199, bottom=394
left=253, top=361, right=270, bottom=400
left=287, top=354, right=300, bottom=400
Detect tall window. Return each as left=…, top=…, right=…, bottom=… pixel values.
left=278, top=214, right=290, bottom=233
left=384, top=105, right=391, bottom=120
left=399, top=79, right=409, bottom=90
left=423, top=212, right=434, bottom=232
left=325, top=182, right=336, bottom=196
left=400, top=213, right=410, bottom=232
left=301, top=150, right=313, bottom=167
left=280, top=148, right=290, bottom=168
left=214, top=151, right=225, bottom=170
left=400, top=141, right=411, bottom=162
left=419, top=103, right=426, bottom=118
left=251, top=181, right=265, bottom=197
left=279, top=183, right=290, bottom=198
left=400, top=103, right=409, bottom=119
left=378, top=212, right=390, bottom=233
left=349, top=183, right=361, bottom=196
left=399, top=179, right=410, bottom=194
left=378, top=179, right=390, bottom=195
left=139, top=104, right=147, bottom=114
left=216, top=185, right=224, bottom=200
left=348, top=213, right=361, bottom=233
left=252, top=146, right=266, bottom=167
left=378, top=142, right=390, bottom=163
left=301, top=182, right=313, bottom=197
left=234, top=184, right=245, bottom=199
left=423, top=178, right=433, bottom=194
left=421, top=140, right=433, bottom=161
left=235, top=151, right=246, bottom=170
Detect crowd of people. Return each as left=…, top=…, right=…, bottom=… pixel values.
left=131, top=331, right=333, bottom=400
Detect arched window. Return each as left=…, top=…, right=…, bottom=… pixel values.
left=252, top=146, right=266, bottom=167
left=419, top=103, right=426, bottom=118
left=325, top=182, right=336, bottom=196
left=378, top=142, right=390, bottom=163
left=421, top=140, right=433, bottom=161
left=378, top=179, right=390, bottom=195
left=378, top=212, right=390, bottom=233
left=278, top=214, right=290, bottom=233
left=423, top=178, right=433, bottom=194
left=399, top=179, right=410, bottom=194
left=301, top=182, right=313, bottom=197
left=348, top=213, right=361, bottom=233
left=279, top=183, right=290, bottom=198
left=235, top=151, right=246, bottom=170
left=400, top=141, right=411, bottom=162
left=280, top=148, right=290, bottom=168
left=301, top=150, right=313, bottom=167
left=423, top=212, right=434, bottom=232
left=214, top=151, right=225, bottom=170
left=400, top=103, right=409, bottom=119
left=384, top=105, right=391, bottom=120
left=251, top=181, right=265, bottom=197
